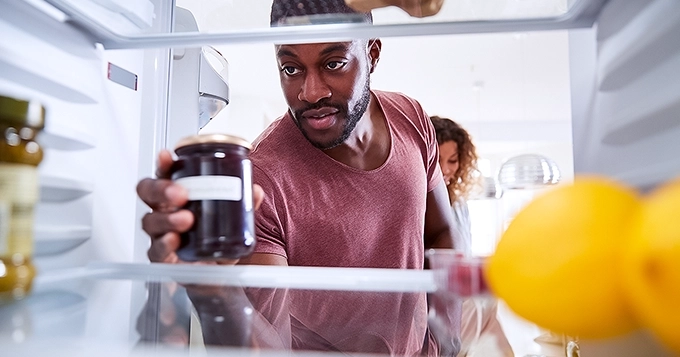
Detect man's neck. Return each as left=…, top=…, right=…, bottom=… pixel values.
left=323, top=93, right=390, bottom=170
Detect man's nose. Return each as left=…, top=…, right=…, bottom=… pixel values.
left=298, top=70, right=331, bottom=103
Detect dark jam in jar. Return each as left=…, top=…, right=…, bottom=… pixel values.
left=171, top=134, right=255, bottom=262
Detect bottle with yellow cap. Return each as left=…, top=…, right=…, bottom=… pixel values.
left=0, top=95, right=45, bottom=303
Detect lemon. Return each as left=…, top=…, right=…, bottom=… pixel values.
left=485, top=176, right=641, bottom=339
left=622, top=178, right=680, bottom=354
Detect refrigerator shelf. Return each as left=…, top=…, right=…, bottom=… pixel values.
left=39, top=0, right=608, bottom=49
left=85, top=262, right=438, bottom=293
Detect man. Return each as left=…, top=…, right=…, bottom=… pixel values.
left=137, top=0, right=461, bottom=355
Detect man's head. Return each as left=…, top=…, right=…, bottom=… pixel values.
left=270, top=0, right=380, bottom=150
left=271, top=0, right=373, bottom=27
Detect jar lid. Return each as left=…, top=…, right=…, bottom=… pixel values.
left=0, top=95, right=45, bottom=129
left=175, top=133, right=252, bottom=151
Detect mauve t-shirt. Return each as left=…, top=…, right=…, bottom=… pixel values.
left=250, top=90, right=442, bottom=355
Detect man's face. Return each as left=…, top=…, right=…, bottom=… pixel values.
left=275, top=40, right=376, bottom=149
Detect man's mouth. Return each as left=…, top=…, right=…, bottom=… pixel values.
left=302, top=108, right=339, bottom=131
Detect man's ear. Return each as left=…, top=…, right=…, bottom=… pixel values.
left=368, top=39, right=382, bottom=73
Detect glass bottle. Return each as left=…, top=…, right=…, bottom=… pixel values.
left=170, top=134, right=255, bottom=262
left=0, top=95, right=45, bottom=302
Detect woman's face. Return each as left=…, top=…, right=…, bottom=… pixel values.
left=438, top=140, right=459, bottom=186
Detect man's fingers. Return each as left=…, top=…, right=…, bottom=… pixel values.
left=405, top=0, right=443, bottom=18
left=344, top=0, right=443, bottom=18
left=148, top=232, right=182, bottom=263
left=137, top=178, right=188, bottom=211
left=142, top=210, right=194, bottom=238
left=156, top=150, right=175, bottom=179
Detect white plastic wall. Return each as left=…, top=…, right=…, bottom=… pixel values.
left=570, top=0, right=680, bottom=192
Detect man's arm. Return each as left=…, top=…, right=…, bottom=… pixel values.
left=423, top=180, right=464, bottom=251
left=239, top=253, right=288, bottom=266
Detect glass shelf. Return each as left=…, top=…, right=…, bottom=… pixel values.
left=37, top=0, right=608, bottom=49
left=0, top=261, right=563, bottom=357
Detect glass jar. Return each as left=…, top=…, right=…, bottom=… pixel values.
left=171, top=134, right=255, bottom=262
left=0, top=95, right=45, bottom=302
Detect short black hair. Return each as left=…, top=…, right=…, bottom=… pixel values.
left=270, top=0, right=373, bottom=26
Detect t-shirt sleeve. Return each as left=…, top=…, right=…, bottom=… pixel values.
left=413, top=99, right=443, bottom=192
left=252, top=165, right=288, bottom=259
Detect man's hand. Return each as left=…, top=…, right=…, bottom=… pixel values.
left=137, top=150, right=264, bottom=264
left=345, top=0, right=444, bottom=18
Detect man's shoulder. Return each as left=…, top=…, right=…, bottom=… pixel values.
left=373, top=89, right=420, bottom=107
left=252, top=114, right=287, bottom=151
left=250, top=113, right=309, bottom=173
left=373, top=90, right=425, bottom=118
left=373, top=90, right=428, bottom=131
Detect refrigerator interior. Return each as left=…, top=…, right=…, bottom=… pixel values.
left=1, top=0, right=679, bottom=356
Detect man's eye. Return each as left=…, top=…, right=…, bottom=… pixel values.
left=326, top=61, right=346, bottom=70
left=281, top=66, right=300, bottom=75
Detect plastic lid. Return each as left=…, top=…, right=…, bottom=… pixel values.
left=175, top=133, right=252, bottom=151
left=0, top=95, right=46, bottom=129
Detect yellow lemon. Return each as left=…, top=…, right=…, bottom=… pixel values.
left=485, top=176, right=641, bottom=339
left=622, top=178, right=680, bottom=354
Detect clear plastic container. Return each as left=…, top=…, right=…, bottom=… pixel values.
left=426, top=249, right=490, bottom=298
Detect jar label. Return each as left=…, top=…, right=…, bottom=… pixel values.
left=175, top=175, right=243, bottom=201
left=0, top=163, right=38, bottom=256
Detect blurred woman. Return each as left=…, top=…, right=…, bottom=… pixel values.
left=430, top=116, right=513, bottom=357
left=430, top=116, right=479, bottom=256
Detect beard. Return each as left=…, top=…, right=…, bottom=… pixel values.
left=292, top=78, right=371, bottom=150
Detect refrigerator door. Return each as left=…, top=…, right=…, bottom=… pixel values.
left=0, top=0, right=174, bottom=269
left=570, top=0, right=680, bottom=191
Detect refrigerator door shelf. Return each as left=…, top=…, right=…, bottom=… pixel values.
left=52, top=0, right=154, bottom=35
left=39, top=175, right=94, bottom=203
left=0, top=3, right=100, bottom=104
left=39, top=130, right=96, bottom=152
left=0, top=55, right=98, bottom=105
left=34, top=225, right=91, bottom=257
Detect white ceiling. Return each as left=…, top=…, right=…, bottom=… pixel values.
left=180, top=0, right=575, bottom=179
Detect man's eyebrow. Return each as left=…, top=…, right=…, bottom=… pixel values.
left=277, top=44, right=350, bottom=59
left=276, top=48, right=297, bottom=59
left=320, top=43, right=349, bottom=56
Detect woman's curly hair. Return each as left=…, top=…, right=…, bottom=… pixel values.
left=430, top=116, right=480, bottom=204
